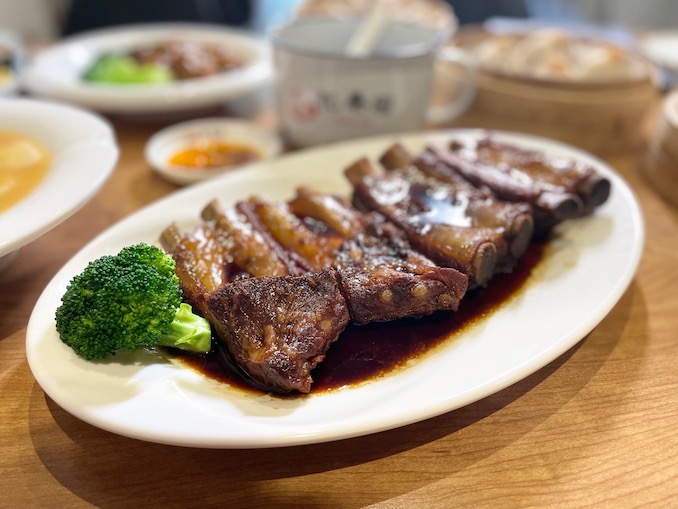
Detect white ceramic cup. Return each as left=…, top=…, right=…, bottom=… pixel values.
left=271, top=17, right=476, bottom=148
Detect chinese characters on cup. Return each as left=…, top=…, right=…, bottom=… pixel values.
left=272, top=17, right=476, bottom=148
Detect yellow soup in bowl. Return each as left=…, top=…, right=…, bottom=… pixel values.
left=0, top=130, right=51, bottom=213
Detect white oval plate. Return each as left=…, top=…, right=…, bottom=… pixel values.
left=26, top=130, right=644, bottom=448
left=22, top=23, right=272, bottom=114
left=0, top=98, right=119, bottom=259
left=145, top=118, right=282, bottom=185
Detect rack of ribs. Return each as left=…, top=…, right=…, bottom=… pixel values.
left=347, top=152, right=535, bottom=287
left=410, top=137, right=610, bottom=235
left=159, top=135, right=611, bottom=394
left=451, top=137, right=611, bottom=214
left=375, top=142, right=535, bottom=278
left=161, top=190, right=467, bottom=394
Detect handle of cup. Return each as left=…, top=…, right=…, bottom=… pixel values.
left=426, top=46, right=478, bottom=125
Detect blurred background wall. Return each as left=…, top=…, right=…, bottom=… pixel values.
left=0, top=0, right=676, bottom=44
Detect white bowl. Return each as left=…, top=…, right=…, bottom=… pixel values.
left=145, top=118, right=282, bottom=185
left=22, top=23, right=272, bottom=114
left=641, top=30, right=678, bottom=71
left=0, top=98, right=119, bottom=264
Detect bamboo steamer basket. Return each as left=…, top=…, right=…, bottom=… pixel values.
left=644, top=89, right=678, bottom=206
left=446, top=27, right=661, bottom=156
left=654, top=89, right=678, bottom=163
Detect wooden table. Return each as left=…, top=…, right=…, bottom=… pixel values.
left=2, top=100, right=677, bottom=509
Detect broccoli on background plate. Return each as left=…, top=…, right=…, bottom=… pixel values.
left=83, top=54, right=175, bottom=85
left=55, top=242, right=211, bottom=360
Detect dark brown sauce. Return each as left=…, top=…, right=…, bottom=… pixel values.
left=173, top=241, right=546, bottom=396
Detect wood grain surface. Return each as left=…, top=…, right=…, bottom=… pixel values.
left=1, top=101, right=677, bottom=509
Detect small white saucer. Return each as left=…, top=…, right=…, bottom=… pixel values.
left=145, top=118, right=283, bottom=185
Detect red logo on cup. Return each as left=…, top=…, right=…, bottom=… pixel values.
left=290, top=86, right=319, bottom=122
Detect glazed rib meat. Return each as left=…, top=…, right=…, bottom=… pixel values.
left=163, top=190, right=468, bottom=393
left=379, top=142, right=534, bottom=265
left=452, top=137, right=611, bottom=214
left=201, top=199, right=303, bottom=277
left=345, top=157, right=504, bottom=287
left=160, top=222, right=228, bottom=318
left=163, top=204, right=350, bottom=393
left=207, top=269, right=350, bottom=393
left=333, top=213, right=467, bottom=324
left=288, top=186, right=365, bottom=240
left=420, top=142, right=584, bottom=234
left=248, top=196, right=344, bottom=271
left=250, top=191, right=468, bottom=324
left=422, top=137, right=610, bottom=234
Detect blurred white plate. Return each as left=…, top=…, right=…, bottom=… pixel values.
left=0, top=98, right=118, bottom=263
left=640, top=31, right=678, bottom=70
left=145, top=118, right=282, bottom=185
left=26, top=129, right=643, bottom=448
left=22, top=23, right=272, bottom=114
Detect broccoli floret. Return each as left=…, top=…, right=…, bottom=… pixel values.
left=55, top=243, right=211, bottom=360
left=157, top=303, right=212, bottom=353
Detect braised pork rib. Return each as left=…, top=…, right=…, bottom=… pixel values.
left=161, top=189, right=468, bottom=393
left=160, top=135, right=611, bottom=394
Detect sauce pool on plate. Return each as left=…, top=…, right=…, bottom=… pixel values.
left=0, top=130, right=51, bottom=213
left=173, top=241, right=546, bottom=396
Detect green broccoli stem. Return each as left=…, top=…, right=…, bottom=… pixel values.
left=156, top=303, right=212, bottom=353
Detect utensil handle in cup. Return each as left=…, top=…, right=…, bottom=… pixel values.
left=427, top=46, right=477, bottom=124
